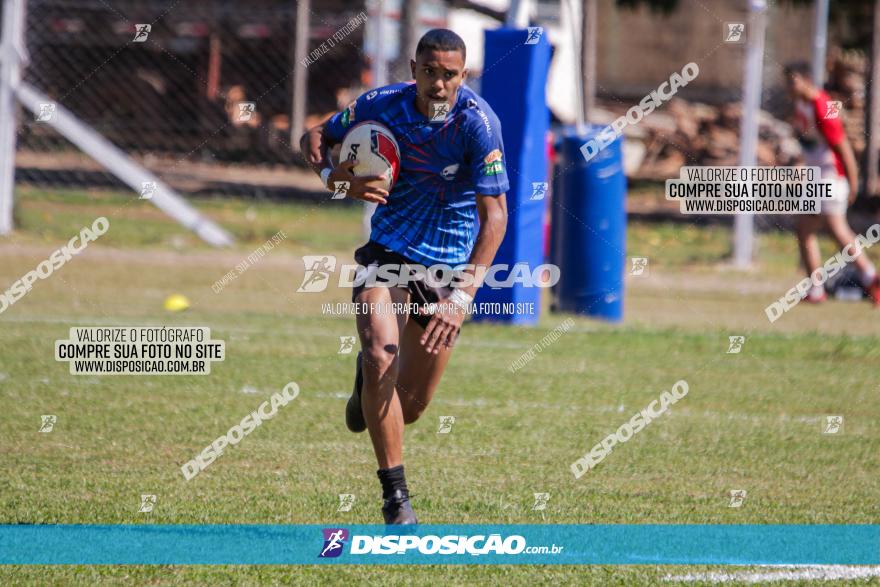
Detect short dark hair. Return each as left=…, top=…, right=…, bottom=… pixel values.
left=416, top=29, right=466, bottom=61
left=784, top=61, right=812, bottom=79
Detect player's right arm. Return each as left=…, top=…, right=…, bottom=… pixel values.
left=829, top=138, right=859, bottom=203
left=299, top=101, right=389, bottom=204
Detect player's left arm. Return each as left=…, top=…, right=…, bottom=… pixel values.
left=463, top=192, right=508, bottom=298
left=420, top=193, right=508, bottom=355
left=421, top=103, right=511, bottom=354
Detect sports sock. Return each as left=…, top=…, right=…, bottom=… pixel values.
left=859, top=266, right=877, bottom=288
left=377, top=464, right=408, bottom=499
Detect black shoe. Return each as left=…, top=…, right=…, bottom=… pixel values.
left=345, top=352, right=367, bottom=433
left=382, top=489, right=418, bottom=525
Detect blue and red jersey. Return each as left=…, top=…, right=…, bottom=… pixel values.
left=324, top=82, right=510, bottom=265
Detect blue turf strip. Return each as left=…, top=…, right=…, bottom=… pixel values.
left=1, top=524, right=878, bottom=565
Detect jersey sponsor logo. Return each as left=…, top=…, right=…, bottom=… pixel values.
left=476, top=108, right=493, bottom=136
left=484, top=149, right=502, bottom=164
left=341, top=102, right=356, bottom=128
left=365, top=87, right=404, bottom=103
left=483, top=160, right=504, bottom=176
left=441, top=164, right=460, bottom=181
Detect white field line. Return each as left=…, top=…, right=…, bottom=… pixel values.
left=665, top=565, right=880, bottom=583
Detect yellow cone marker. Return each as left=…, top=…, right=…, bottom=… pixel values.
left=163, top=294, right=190, bottom=312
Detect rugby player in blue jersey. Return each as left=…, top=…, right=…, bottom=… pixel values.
left=301, top=29, right=509, bottom=524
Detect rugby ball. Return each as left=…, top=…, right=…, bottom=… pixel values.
left=339, top=122, right=401, bottom=192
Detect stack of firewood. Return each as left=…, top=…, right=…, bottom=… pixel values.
left=600, top=97, right=802, bottom=179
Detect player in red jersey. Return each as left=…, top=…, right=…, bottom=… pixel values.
left=785, top=62, right=880, bottom=305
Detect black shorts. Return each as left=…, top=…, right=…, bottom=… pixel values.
left=351, top=241, right=455, bottom=330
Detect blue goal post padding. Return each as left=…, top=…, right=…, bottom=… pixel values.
left=471, top=28, right=551, bottom=326
left=551, top=128, right=627, bottom=322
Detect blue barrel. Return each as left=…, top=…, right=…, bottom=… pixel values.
left=552, top=127, right=627, bottom=321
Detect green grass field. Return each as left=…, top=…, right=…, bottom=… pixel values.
left=1, top=187, right=879, bottom=585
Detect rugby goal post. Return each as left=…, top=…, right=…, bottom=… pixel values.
left=0, top=0, right=234, bottom=247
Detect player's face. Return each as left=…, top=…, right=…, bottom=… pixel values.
left=411, top=50, right=468, bottom=111
left=785, top=73, right=807, bottom=100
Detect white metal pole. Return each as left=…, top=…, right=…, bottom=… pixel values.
left=562, top=0, right=586, bottom=134
left=581, top=0, right=597, bottom=127
left=733, top=0, right=767, bottom=267
left=865, top=0, right=880, bottom=196
left=363, top=0, right=388, bottom=239
left=0, top=0, right=26, bottom=235
left=16, top=82, right=235, bottom=246
left=291, top=0, right=310, bottom=152
left=811, top=0, right=829, bottom=86
left=372, top=0, right=387, bottom=87
left=506, top=0, right=528, bottom=28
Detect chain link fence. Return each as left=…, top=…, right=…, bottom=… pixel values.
left=11, top=0, right=374, bottom=196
